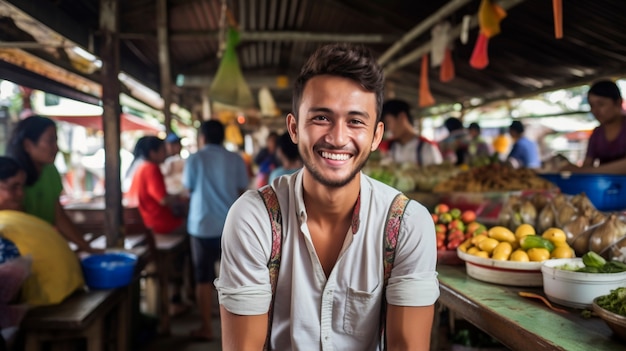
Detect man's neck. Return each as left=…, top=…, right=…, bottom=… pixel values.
left=301, top=171, right=360, bottom=225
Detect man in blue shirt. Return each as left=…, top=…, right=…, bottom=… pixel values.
left=182, top=120, right=249, bottom=340
left=507, top=121, right=541, bottom=168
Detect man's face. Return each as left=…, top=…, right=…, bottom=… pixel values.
left=287, top=75, right=383, bottom=188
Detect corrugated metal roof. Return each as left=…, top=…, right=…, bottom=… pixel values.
left=3, top=0, right=626, bottom=116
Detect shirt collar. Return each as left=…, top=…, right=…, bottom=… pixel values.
left=294, top=171, right=365, bottom=235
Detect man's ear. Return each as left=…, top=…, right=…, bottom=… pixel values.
left=286, top=114, right=298, bottom=143
left=371, top=121, right=385, bottom=151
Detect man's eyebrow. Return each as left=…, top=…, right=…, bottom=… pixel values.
left=307, top=107, right=371, bottom=119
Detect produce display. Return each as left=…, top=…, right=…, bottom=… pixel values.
left=596, top=288, right=626, bottom=317
left=557, top=251, right=626, bottom=273
left=431, top=204, right=485, bottom=252
left=499, top=192, right=626, bottom=261
left=458, top=223, right=574, bottom=262
left=432, top=164, right=556, bottom=192
left=364, top=161, right=462, bottom=192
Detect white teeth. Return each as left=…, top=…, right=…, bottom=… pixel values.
left=321, top=151, right=350, bottom=161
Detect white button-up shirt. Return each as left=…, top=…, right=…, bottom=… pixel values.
left=216, top=170, right=439, bottom=350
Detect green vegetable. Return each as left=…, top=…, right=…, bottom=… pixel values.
left=582, top=251, right=606, bottom=268
left=596, top=287, right=626, bottom=317
left=520, top=235, right=555, bottom=252
left=599, top=260, right=626, bottom=273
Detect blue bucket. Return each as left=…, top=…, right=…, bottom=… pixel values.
left=81, top=252, right=138, bottom=290
left=540, top=173, right=626, bottom=212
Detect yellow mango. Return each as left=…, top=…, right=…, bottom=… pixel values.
left=478, top=237, right=500, bottom=254
left=488, top=226, right=516, bottom=244
left=510, top=249, right=530, bottom=262
left=492, top=242, right=513, bottom=261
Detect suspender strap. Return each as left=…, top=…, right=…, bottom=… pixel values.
left=258, top=185, right=283, bottom=351
left=380, top=193, right=410, bottom=349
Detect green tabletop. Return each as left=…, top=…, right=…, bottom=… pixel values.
left=437, top=265, right=625, bottom=351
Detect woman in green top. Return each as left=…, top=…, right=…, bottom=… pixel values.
left=7, top=116, right=97, bottom=253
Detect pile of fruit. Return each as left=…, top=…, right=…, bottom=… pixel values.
left=458, top=223, right=575, bottom=262
left=432, top=204, right=486, bottom=251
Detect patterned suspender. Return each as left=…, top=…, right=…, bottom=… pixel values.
left=258, top=185, right=410, bottom=350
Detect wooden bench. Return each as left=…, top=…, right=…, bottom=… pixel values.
left=19, top=287, right=130, bottom=351
left=65, top=204, right=191, bottom=335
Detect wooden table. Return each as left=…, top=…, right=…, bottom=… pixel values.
left=437, top=265, right=624, bottom=351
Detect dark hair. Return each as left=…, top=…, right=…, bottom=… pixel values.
left=277, top=132, right=299, bottom=161
left=200, top=120, right=225, bottom=145
left=468, top=122, right=480, bottom=132
left=292, top=43, right=385, bottom=122
left=382, top=99, right=414, bottom=125
left=444, top=117, right=463, bottom=132
left=6, top=115, right=56, bottom=186
left=510, top=120, right=524, bottom=134
left=0, top=156, right=23, bottom=181
left=588, top=80, right=622, bottom=102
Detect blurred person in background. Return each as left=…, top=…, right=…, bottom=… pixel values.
left=381, top=99, right=442, bottom=166
left=126, top=135, right=186, bottom=234
left=492, top=127, right=510, bottom=161
left=6, top=116, right=99, bottom=254
left=161, top=132, right=186, bottom=196
left=268, top=131, right=302, bottom=183
left=182, top=120, right=248, bottom=341
left=562, top=80, right=626, bottom=174
left=466, top=122, right=492, bottom=166
left=507, top=121, right=541, bottom=169
left=254, top=131, right=280, bottom=188
left=439, top=117, right=470, bottom=165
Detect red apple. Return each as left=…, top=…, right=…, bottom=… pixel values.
left=461, top=210, right=477, bottom=223
left=434, top=203, right=450, bottom=214
left=465, top=221, right=481, bottom=234
left=448, top=219, right=465, bottom=232
left=435, top=224, right=447, bottom=234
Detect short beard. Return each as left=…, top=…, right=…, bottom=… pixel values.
left=302, top=151, right=370, bottom=188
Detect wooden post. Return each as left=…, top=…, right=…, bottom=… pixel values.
left=157, top=0, right=172, bottom=133
left=99, top=0, right=123, bottom=248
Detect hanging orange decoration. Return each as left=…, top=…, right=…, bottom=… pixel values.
left=553, top=0, right=563, bottom=39
left=470, top=0, right=506, bottom=70
left=419, top=55, right=435, bottom=107
left=440, top=47, right=455, bottom=82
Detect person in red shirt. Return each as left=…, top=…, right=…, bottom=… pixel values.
left=127, top=136, right=186, bottom=234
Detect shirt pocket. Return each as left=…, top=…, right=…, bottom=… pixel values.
left=343, top=286, right=380, bottom=337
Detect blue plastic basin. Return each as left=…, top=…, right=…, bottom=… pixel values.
left=81, top=252, right=138, bottom=290
left=540, top=173, right=626, bottom=211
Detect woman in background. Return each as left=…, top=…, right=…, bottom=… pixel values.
left=6, top=116, right=97, bottom=253
left=126, top=135, right=186, bottom=234
left=562, top=80, right=626, bottom=174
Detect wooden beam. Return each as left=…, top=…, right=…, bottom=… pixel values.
left=118, top=30, right=398, bottom=43
left=99, top=0, right=123, bottom=248
left=157, top=0, right=172, bottom=133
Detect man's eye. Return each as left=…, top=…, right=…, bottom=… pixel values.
left=350, top=119, right=364, bottom=125
left=313, top=115, right=328, bottom=121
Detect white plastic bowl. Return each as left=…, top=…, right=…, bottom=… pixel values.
left=541, top=258, right=626, bottom=309
left=457, top=249, right=544, bottom=287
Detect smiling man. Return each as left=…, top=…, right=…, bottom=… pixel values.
left=216, top=43, right=439, bottom=351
